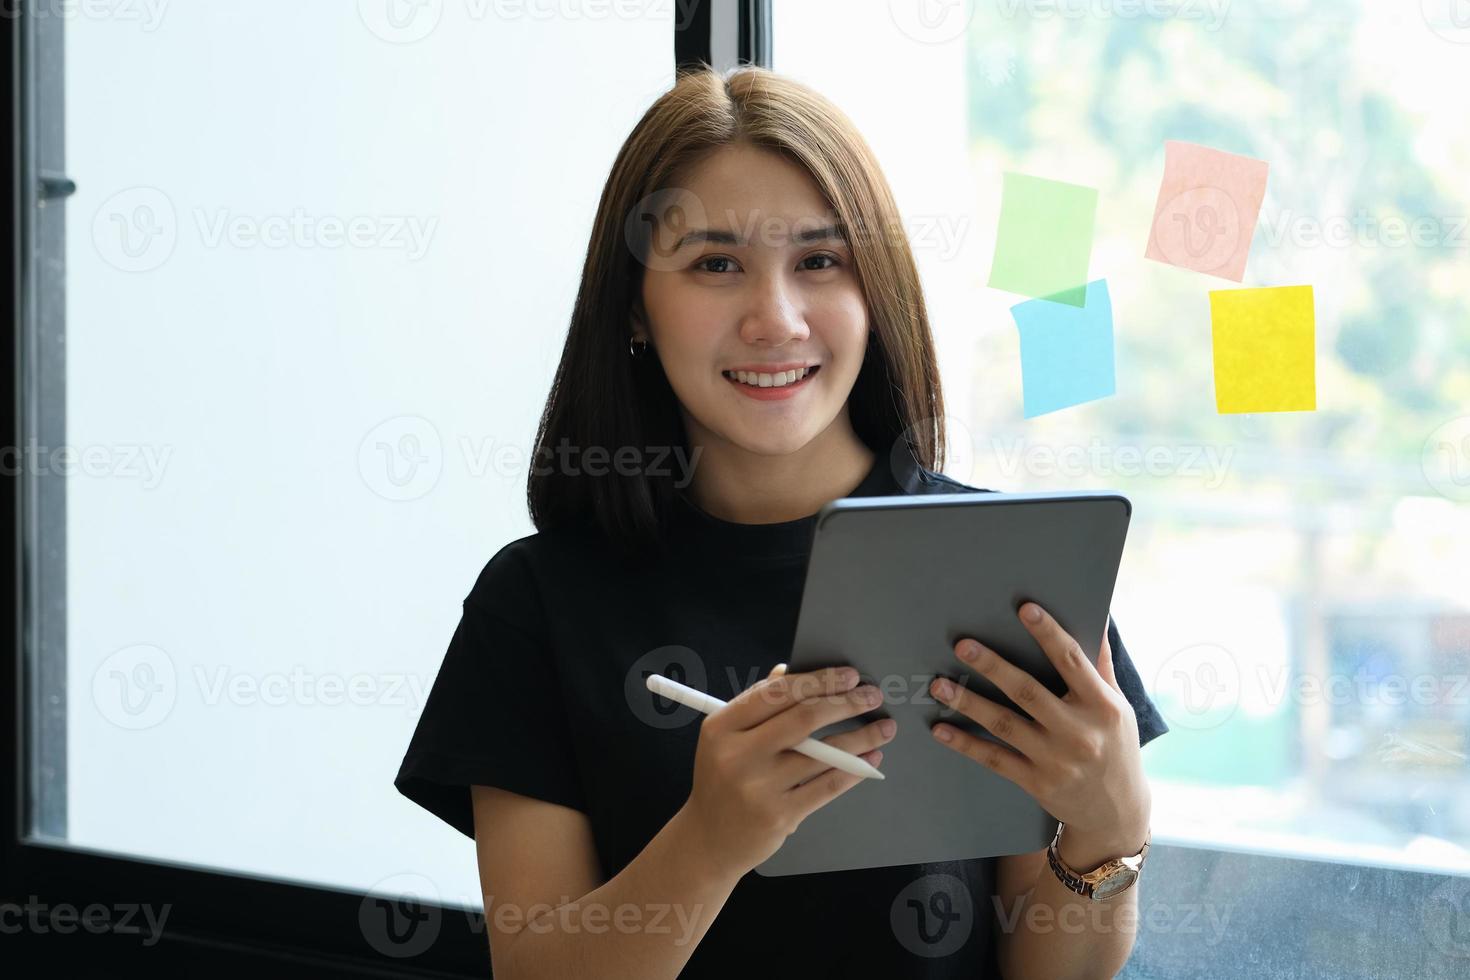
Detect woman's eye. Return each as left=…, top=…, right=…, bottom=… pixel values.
left=802, top=253, right=841, bottom=271
left=694, top=256, right=736, bottom=274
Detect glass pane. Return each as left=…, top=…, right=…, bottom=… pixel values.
left=774, top=0, right=1470, bottom=968
left=48, top=1, right=673, bottom=905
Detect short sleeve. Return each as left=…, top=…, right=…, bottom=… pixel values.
left=394, top=594, right=589, bottom=840
left=1106, top=616, right=1170, bottom=749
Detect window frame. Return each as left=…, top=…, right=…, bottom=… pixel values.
left=4, top=1, right=1464, bottom=976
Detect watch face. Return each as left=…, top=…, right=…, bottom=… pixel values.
left=1093, top=870, right=1138, bottom=900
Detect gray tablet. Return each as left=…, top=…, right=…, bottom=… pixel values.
left=754, top=489, right=1131, bottom=877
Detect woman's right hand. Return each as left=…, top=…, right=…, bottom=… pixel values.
left=676, top=662, right=897, bottom=880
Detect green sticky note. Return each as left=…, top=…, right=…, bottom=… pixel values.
left=987, top=172, right=1097, bottom=308
left=1208, top=285, right=1317, bottom=413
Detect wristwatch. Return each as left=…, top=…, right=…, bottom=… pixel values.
left=1046, top=822, right=1150, bottom=900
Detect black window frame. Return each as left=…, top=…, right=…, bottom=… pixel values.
left=3, top=1, right=1463, bottom=976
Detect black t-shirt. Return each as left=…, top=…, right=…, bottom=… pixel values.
left=395, top=450, right=1170, bottom=979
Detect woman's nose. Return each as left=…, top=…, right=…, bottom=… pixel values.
left=737, top=277, right=810, bottom=346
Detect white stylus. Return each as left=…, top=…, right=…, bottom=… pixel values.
left=644, top=672, right=886, bottom=780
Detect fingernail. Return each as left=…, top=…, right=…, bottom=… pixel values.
left=1023, top=603, right=1042, bottom=623
left=933, top=726, right=953, bottom=742
left=879, top=719, right=897, bottom=737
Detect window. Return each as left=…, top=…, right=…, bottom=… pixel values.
left=14, top=1, right=1465, bottom=975
left=775, top=2, right=1470, bottom=975
left=9, top=1, right=718, bottom=971
left=49, top=0, right=678, bottom=899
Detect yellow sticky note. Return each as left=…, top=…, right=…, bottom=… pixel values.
left=1208, top=285, right=1316, bottom=413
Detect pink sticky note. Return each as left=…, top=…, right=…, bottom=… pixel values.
left=1145, top=141, right=1269, bottom=282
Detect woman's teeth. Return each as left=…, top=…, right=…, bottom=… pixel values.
left=722, top=366, right=816, bottom=388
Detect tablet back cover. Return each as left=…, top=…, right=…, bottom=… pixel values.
left=754, top=491, right=1130, bottom=877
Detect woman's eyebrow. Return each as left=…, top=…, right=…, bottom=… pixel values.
left=673, top=223, right=848, bottom=250
left=793, top=223, right=848, bottom=245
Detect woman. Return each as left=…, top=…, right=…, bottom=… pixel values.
left=396, top=63, right=1169, bottom=979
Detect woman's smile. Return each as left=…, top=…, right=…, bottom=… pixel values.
left=722, top=364, right=821, bottom=401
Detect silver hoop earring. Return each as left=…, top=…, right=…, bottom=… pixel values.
left=629, top=338, right=650, bottom=359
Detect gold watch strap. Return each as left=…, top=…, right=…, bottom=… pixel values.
left=1045, top=822, right=1150, bottom=901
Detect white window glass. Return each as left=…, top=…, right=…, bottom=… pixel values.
left=56, top=1, right=673, bottom=906
left=775, top=0, right=1470, bottom=874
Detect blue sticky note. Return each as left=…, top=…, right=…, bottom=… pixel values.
left=1010, top=279, right=1116, bottom=418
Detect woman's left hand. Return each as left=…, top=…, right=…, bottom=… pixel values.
left=928, top=602, right=1150, bottom=844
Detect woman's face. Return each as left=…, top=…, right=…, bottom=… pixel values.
left=633, top=144, right=869, bottom=460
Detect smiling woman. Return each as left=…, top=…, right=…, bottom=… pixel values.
left=394, top=62, right=1167, bottom=980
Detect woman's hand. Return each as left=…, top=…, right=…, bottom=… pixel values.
left=927, top=602, right=1150, bottom=849
left=676, top=662, right=896, bottom=881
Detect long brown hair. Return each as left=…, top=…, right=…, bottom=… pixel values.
left=527, top=62, right=948, bottom=564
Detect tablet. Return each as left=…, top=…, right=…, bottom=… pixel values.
left=753, top=489, right=1131, bottom=877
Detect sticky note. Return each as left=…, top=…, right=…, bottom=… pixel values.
left=988, top=172, right=1097, bottom=308
left=1145, top=141, right=1269, bottom=282
left=1010, top=279, right=1116, bottom=418
left=1208, top=285, right=1316, bottom=413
